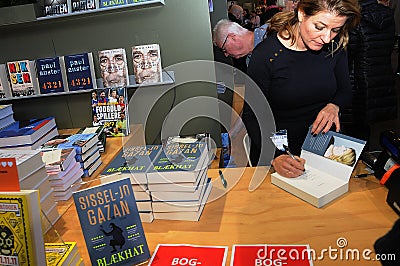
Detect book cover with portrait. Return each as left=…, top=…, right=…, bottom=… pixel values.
left=98, top=48, right=129, bottom=88
left=131, top=43, right=163, bottom=85
left=73, top=177, right=150, bottom=266
left=91, top=87, right=130, bottom=137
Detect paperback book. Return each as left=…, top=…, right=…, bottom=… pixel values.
left=62, top=52, right=97, bottom=91
left=147, top=142, right=209, bottom=184
left=71, top=0, right=97, bottom=13
left=99, top=0, right=127, bottom=8
left=148, top=244, right=228, bottom=266
left=44, top=0, right=70, bottom=17
left=231, top=244, right=313, bottom=266
left=73, top=177, right=150, bottom=266
left=41, top=133, right=98, bottom=154
left=91, top=87, right=129, bottom=137
left=98, top=48, right=129, bottom=88
left=101, top=145, right=162, bottom=184
left=0, top=64, right=12, bottom=98
left=0, top=117, right=57, bottom=148
left=6, top=60, right=37, bottom=97
left=132, top=43, right=163, bottom=84
left=45, top=242, right=81, bottom=266
left=271, top=127, right=366, bottom=208
left=36, top=56, right=66, bottom=94
left=0, top=190, right=46, bottom=266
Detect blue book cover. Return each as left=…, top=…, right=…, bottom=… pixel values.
left=151, top=142, right=208, bottom=173
left=99, top=0, right=127, bottom=8
left=36, top=57, right=65, bottom=94
left=63, top=53, right=97, bottom=91
left=73, top=177, right=150, bottom=265
left=301, top=126, right=366, bottom=165
left=127, top=0, right=153, bottom=5
left=0, top=117, right=56, bottom=147
left=41, top=133, right=97, bottom=154
left=102, top=145, right=161, bottom=176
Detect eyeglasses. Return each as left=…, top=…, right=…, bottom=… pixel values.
left=220, top=34, right=229, bottom=53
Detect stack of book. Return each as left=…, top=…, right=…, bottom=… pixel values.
left=40, top=133, right=102, bottom=178
left=100, top=145, right=160, bottom=223
left=0, top=104, right=15, bottom=129
left=0, top=116, right=58, bottom=150
left=40, top=148, right=84, bottom=201
left=45, top=242, right=84, bottom=266
left=77, top=125, right=106, bottom=153
left=148, top=141, right=212, bottom=221
left=101, top=140, right=212, bottom=222
left=0, top=149, right=60, bottom=232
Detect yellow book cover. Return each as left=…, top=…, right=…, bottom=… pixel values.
left=0, top=190, right=45, bottom=266
left=45, top=242, right=78, bottom=266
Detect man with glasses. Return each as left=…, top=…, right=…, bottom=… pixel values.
left=212, top=19, right=268, bottom=66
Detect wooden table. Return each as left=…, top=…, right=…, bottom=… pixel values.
left=50, top=132, right=398, bottom=266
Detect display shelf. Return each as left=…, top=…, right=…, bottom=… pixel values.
left=37, top=0, right=165, bottom=21
left=96, top=70, right=175, bottom=90
left=0, top=0, right=164, bottom=28
left=0, top=70, right=174, bottom=102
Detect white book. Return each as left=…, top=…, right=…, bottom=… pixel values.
left=151, top=171, right=208, bottom=202
left=147, top=165, right=207, bottom=192
left=137, top=201, right=152, bottom=212
left=271, top=128, right=366, bottom=208
left=0, top=149, right=44, bottom=180
left=153, top=180, right=212, bottom=221
left=139, top=211, right=154, bottom=223
left=131, top=43, right=163, bottom=85
left=152, top=178, right=212, bottom=213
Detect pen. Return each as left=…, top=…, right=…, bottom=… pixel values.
left=219, top=170, right=227, bottom=188
left=282, top=144, right=300, bottom=162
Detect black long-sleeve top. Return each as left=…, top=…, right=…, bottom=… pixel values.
left=244, top=33, right=352, bottom=162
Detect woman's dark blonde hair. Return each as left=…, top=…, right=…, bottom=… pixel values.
left=268, top=0, right=360, bottom=51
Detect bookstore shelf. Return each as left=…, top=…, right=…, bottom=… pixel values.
left=0, top=0, right=165, bottom=28
left=0, top=71, right=174, bottom=102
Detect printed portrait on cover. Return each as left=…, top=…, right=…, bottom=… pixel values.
left=323, top=137, right=356, bottom=166
left=132, top=44, right=162, bottom=84
left=98, top=49, right=127, bottom=88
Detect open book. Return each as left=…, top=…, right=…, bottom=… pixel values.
left=271, top=127, right=366, bottom=208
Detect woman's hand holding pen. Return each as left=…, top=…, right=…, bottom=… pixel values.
left=311, top=103, right=340, bottom=135
left=272, top=154, right=306, bottom=178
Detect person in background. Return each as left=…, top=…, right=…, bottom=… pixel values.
left=242, top=8, right=253, bottom=30
left=264, top=0, right=282, bottom=22
left=213, top=19, right=268, bottom=66
left=227, top=4, right=248, bottom=73
left=228, top=4, right=243, bottom=24
left=390, top=0, right=400, bottom=75
left=250, top=10, right=261, bottom=29
left=243, top=0, right=360, bottom=176
left=344, top=0, right=397, bottom=147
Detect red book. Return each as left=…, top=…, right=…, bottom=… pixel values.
left=231, top=244, right=313, bottom=266
left=149, top=244, right=228, bottom=266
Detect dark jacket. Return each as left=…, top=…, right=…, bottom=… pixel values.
left=345, top=0, right=397, bottom=127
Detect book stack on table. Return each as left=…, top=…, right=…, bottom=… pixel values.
left=100, top=139, right=212, bottom=222
left=40, top=147, right=83, bottom=201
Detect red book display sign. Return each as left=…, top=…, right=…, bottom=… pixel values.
left=231, top=244, right=313, bottom=266
left=0, top=158, right=20, bottom=191
left=148, top=244, right=228, bottom=266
